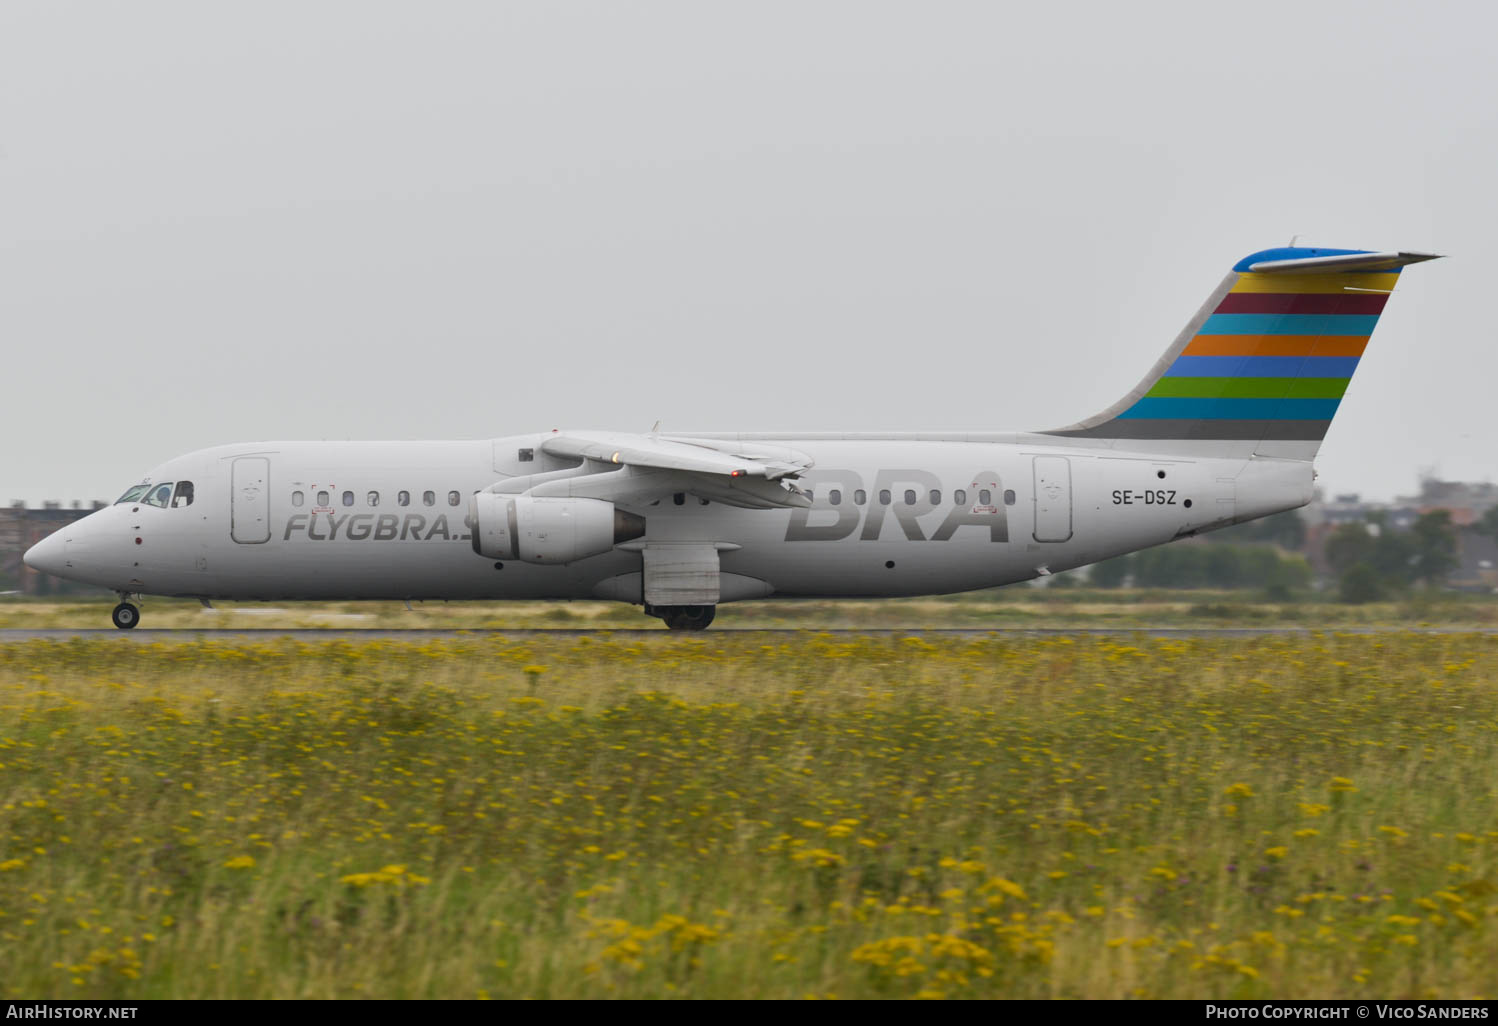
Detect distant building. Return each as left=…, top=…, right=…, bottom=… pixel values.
left=0, top=502, right=107, bottom=595
left=1301, top=476, right=1498, bottom=588
left=1450, top=528, right=1498, bottom=592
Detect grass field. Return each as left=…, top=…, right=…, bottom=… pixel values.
left=2, top=630, right=1496, bottom=998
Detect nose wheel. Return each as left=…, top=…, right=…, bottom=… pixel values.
left=111, top=602, right=140, bottom=630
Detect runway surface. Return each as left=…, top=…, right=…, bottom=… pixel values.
left=5, top=626, right=1498, bottom=641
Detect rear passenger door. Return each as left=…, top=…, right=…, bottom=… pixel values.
left=1032, top=456, right=1073, bottom=543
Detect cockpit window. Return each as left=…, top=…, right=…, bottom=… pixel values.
left=171, top=481, right=194, bottom=508
left=141, top=483, right=175, bottom=508
left=115, top=484, right=151, bottom=505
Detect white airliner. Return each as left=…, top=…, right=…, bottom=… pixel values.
left=25, top=246, right=1439, bottom=630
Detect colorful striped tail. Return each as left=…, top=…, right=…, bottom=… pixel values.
left=1045, top=246, right=1440, bottom=459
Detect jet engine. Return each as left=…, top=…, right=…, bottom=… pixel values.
left=470, top=493, right=645, bottom=564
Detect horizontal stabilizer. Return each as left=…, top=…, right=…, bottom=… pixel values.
left=1241, top=250, right=1443, bottom=276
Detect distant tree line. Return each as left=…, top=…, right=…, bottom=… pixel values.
left=1327, top=510, right=1458, bottom=603
left=1087, top=544, right=1311, bottom=596
left=1081, top=507, right=1466, bottom=603
left=1199, top=510, right=1307, bottom=550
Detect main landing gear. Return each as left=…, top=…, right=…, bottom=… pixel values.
left=651, top=605, right=716, bottom=631
left=111, top=601, right=140, bottom=630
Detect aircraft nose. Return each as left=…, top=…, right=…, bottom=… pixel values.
left=23, top=531, right=67, bottom=578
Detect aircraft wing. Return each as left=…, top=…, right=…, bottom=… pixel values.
left=518, top=431, right=815, bottom=510
left=540, top=431, right=811, bottom=480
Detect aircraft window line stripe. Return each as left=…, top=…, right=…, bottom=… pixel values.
left=1118, top=397, right=1342, bottom=420
left=1182, top=335, right=1367, bottom=357
left=1146, top=377, right=1350, bottom=400
left=1213, top=293, right=1389, bottom=315
left=805, top=487, right=1007, bottom=507
left=1163, top=355, right=1359, bottom=378
left=294, top=488, right=465, bottom=509
left=1198, top=313, right=1380, bottom=336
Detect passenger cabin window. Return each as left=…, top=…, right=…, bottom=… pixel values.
left=954, top=488, right=967, bottom=506
left=398, top=491, right=410, bottom=507
left=903, top=489, right=917, bottom=506
left=828, top=489, right=842, bottom=506
left=879, top=489, right=891, bottom=505
left=979, top=489, right=992, bottom=505
left=171, top=481, right=194, bottom=508
left=292, top=491, right=305, bottom=507
left=317, top=490, right=330, bottom=507
left=854, top=489, right=867, bottom=506
left=423, top=490, right=435, bottom=507
left=929, top=489, right=941, bottom=506
left=342, top=491, right=354, bottom=507
left=447, top=490, right=461, bottom=507
left=1004, top=489, right=1016, bottom=506
left=142, top=483, right=174, bottom=509
left=367, top=491, right=379, bottom=507
left=115, top=484, right=151, bottom=505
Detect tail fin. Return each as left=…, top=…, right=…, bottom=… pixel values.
left=1044, top=246, right=1441, bottom=459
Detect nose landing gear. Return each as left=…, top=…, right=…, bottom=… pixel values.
left=112, top=597, right=140, bottom=630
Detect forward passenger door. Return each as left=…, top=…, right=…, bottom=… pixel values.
left=230, top=457, right=271, bottom=544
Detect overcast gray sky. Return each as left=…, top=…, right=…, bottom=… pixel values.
left=3, top=1, right=1491, bottom=504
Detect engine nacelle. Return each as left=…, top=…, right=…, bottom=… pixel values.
left=470, top=493, right=645, bottom=564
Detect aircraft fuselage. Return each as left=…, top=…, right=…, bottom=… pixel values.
left=33, top=435, right=1313, bottom=604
